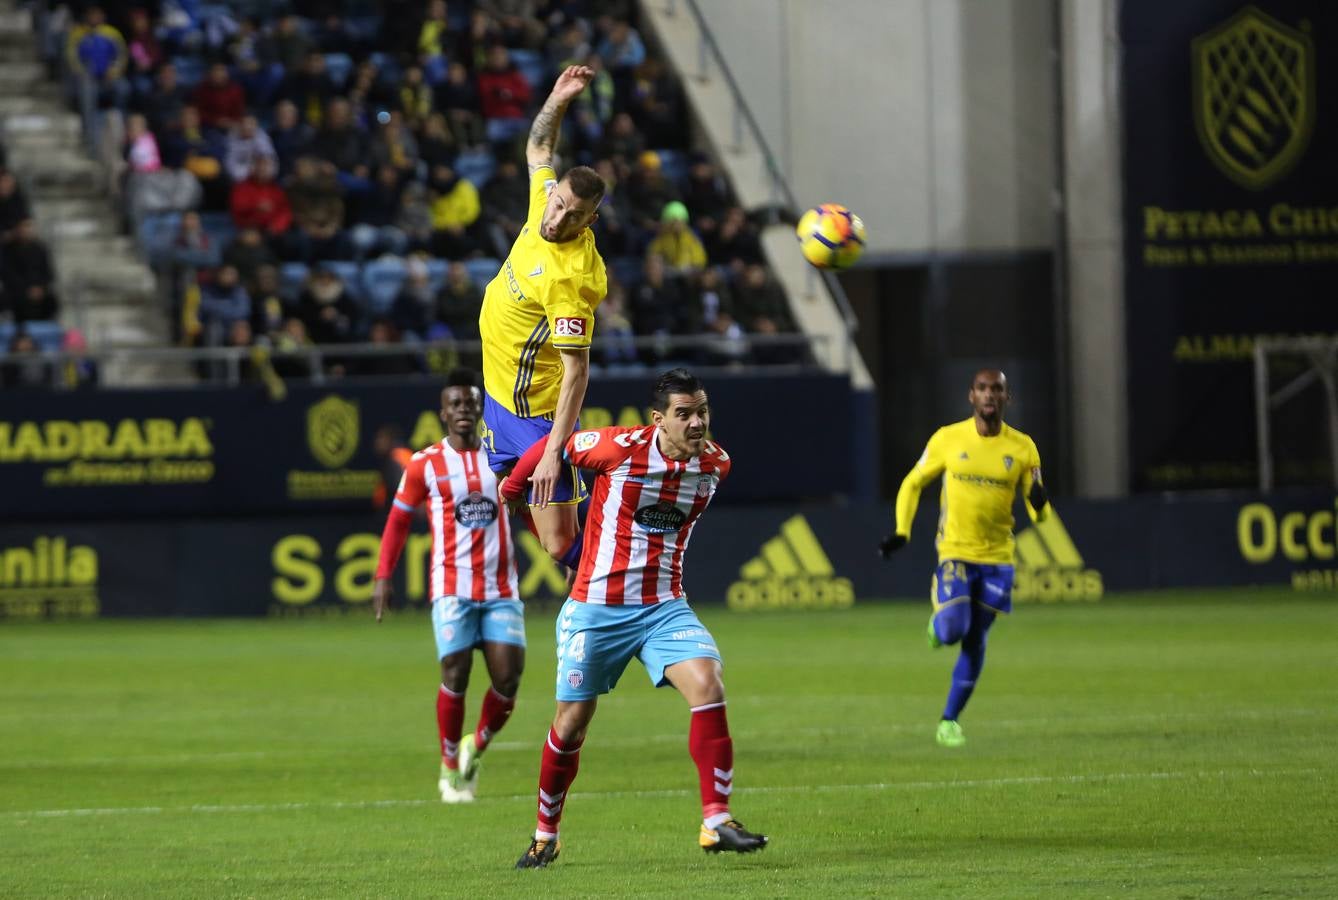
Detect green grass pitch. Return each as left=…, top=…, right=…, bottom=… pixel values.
left=2, top=589, right=1335, bottom=898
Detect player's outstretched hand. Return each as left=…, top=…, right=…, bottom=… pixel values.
left=372, top=577, right=394, bottom=623
left=551, top=65, right=594, bottom=103
left=877, top=534, right=907, bottom=559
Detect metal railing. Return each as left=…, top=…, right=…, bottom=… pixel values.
left=1, top=332, right=830, bottom=391
left=662, top=0, right=861, bottom=341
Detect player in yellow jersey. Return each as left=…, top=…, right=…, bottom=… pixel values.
left=479, top=66, right=608, bottom=571
left=879, top=369, right=1050, bottom=748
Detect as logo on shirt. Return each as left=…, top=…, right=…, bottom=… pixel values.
left=454, top=491, right=499, bottom=529
left=573, top=431, right=601, bottom=452
left=633, top=501, right=688, bottom=533
left=554, top=317, right=587, bottom=338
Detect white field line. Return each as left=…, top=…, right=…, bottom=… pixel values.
left=1, top=705, right=1332, bottom=770
left=1, top=767, right=1322, bottom=820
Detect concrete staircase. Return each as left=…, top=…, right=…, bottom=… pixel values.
left=0, top=2, right=169, bottom=373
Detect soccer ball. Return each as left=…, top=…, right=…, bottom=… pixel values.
left=795, top=203, right=866, bottom=270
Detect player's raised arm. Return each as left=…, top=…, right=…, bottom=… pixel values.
left=526, top=65, right=593, bottom=174
left=880, top=433, right=948, bottom=558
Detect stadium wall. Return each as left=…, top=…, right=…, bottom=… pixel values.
left=697, top=0, right=1057, bottom=255
left=3, top=494, right=1333, bottom=619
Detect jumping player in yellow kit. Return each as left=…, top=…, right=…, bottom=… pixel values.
left=478, top=65, right=608, bottom=572
left=879, top=369, right=1050, bottom=748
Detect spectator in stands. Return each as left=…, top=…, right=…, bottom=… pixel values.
left=733, top=263, right=795, bottom=339
left=569, top=52, right=616, bottom=149
left=597, top=18, right=646, bottom=105
left=435, top=261, right=481, bottom=340
left=224, top=115, right=278, bottom=183
left=123, top=113, right=162, bottom=173
left=627, top=150, right=679, bottom=236
left=134, top=63, right=189, bottom=138
left=369, top=112, right=420, bottom=177
left=192, top=63, right=247, bottom=132
left=270, top=100, right=313, bottom=177
left=697, top=266, right=734, bottom=331
left=358, top=318, right=420, bottom=376
left=279, top=50, right=336, bottom=127
left=347, top=60, right=394, bottom=127
left=428, top=163, right=482, bottom=259
left=199, top=264, right=252, bottom=345
left=284, top=156, right=348, bottom=261
left=249, top=264, right=288, bottom=340
left=224, top=227, right=279, bottom=295
left=417, top=112, right=458, bottom=172
left=309, top=97, right=369, bottom=180
left=350, top=165, right=409, bottom=259
left=161, top=106, right=227, bottom=207
left=229, top=16, right=281, bottom=106
left=646, top=200, right=707, bottom=281
left=547, top=22, right=591, bottom=73
left=312, top=13, right=355, bottom=56
left=378, top=0, right=425, bottom=58
left=463, top=9, right=504, bottom=69
left=125, top=8, right=163, bottom=98
left=683, top=153, right=730, bottom=237
left=390, top=256, right=434, bottom=340
left=267, top=15, right=315, bottom=75
left=230, top=156, right=292, bottom=235
left=477, top=45, right=533, bottom=148
left=0, top=330, right=49, bottom=389
left=0, top=170, right=30, bottom=239
left=628, top=57, right=685, bottom=148
left=702, top=311, right=749, bottom=368
left=298, top=266, right=358, bottom=343
left=706, top=205, right=764, bottom=267
left=418, top=0, right=462, bottom=62
left=271, top=316, right=315, bottom=378
left=589, top=157, right=632, bottom=256
left=632, top=252, right=685, bottom=338
left=594, top=279, right=638, bottom=367
left=598, top=111, right=644, bottom=166
left=435, top=61, right=485, bottom=150
left=57, top=328, right=99, bottom=390
left=222, top=318, right=259, bottom=382
left=2, top=220, right=59, bottom=323
left=170, top=210, right=219, bottom=270
left=66, top=6, right=131, bottom=111
left=396, top=65, right=434, bottom=132
left=481, top=157, right=528, bottom=258
left=480, top=0, right=547, bottom=48
left=396, top=181, right=434, bottom=253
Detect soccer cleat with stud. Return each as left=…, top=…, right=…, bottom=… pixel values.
left=936, top=719, right=966, bottom=748
left=515, top=837, right=561, bottom=869
left=438, top=762, right=473, bottom=803
left=927, top=617, right=943, bottom=649
left=700, top=819, right=768, bottom=853
left=458, top=733, right=481, bottom=797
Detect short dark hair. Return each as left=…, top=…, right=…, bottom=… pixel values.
left=563, top=166, right=607, bottom=205
left=445, top=368, right=479, bottom=390
left=651, top=368, right=704, bottom=412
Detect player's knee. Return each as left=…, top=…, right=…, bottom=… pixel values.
left=491, top=670, right=521, bottom=698
left=934, top=605, right=971, bottom=645
left=439, top=652, right=472, bottom=691
left=539, top=532, right=574, bottom=561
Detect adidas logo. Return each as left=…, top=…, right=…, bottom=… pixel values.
left=727, top=516, right=854, bottom=612
left=1012, top=511, right=1103, bottom=603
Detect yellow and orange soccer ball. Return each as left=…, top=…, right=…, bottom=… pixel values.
left=795, top=203, right=866, bottom=270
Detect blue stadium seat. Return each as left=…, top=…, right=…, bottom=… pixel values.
left=463, top=257, right=501, bottom=286
left=138, top=212, right=182, bottom=269
left=362, top=257, right=407, bottom=313
left=0, top=322, right=13, bottom=349
left=324, top=261, right=364, bottom=302
left=425, top=258, right=449, bottom=294
left=198, top=212, right=236, bottom=251
left=324, top=53, right=354, bottom=89
left=279, top=262, right=309, bottom=301
left=654, top=149, right=689, bottom=190
left=455, top=149, right=496, bottom=189
left=24, top=320, right=65, bottom=352
left=508, top=48, right=549, bottom=92
left=170, top=56, right=207, bottom=89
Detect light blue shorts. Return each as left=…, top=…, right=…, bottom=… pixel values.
left=431, top=597, right=527, bottom=660
left=553, top=597, right=722, bottom=701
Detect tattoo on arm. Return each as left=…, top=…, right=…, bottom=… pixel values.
left=527, top=95, right=566, bottom=173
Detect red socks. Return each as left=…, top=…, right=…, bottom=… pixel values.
left=437, top=685, right=465, bottom=769
left=689, top=702, right=734, bottom=820
left=474, top=686, right=516, bottom=752
left=535, top=726, right=583, bottom=837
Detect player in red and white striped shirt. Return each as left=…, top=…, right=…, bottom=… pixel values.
left=508, top=368, right=768, bottom=868
left=373, top=370, right=523, bottom=804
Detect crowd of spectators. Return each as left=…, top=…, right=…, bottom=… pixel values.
left=52, top=0, right=804, bottom=379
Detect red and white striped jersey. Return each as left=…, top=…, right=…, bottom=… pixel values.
left=394, top=441, right=518, bottom=602
left=564, top=425, right=730, bottom=605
